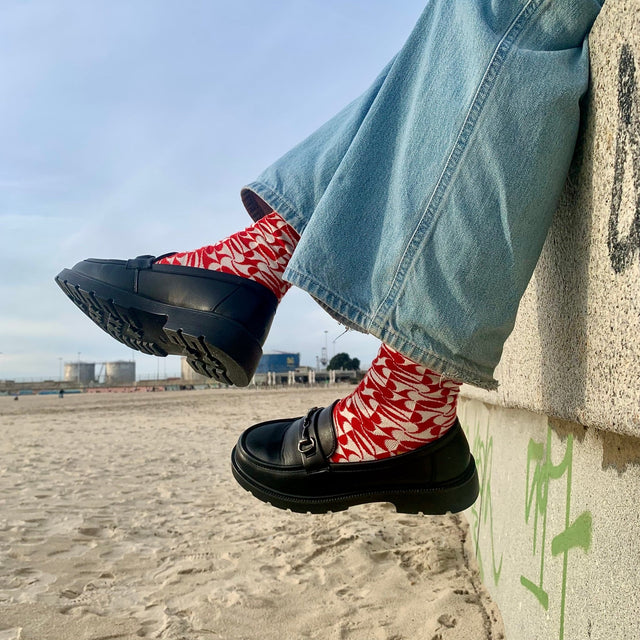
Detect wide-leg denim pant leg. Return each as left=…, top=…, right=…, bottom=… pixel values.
left=241, top=0, right=603, bottom=390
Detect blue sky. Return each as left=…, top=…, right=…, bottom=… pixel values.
left=0, top=1, right=425, bottom=381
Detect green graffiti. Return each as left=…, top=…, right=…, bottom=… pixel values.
left=520, top=427, right=592, bottom=640
left=551, top=511, right=592, bottom=556
left=464, top=416, right=503, bottom=585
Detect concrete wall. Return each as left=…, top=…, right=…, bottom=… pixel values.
left=460, top=400, right=640, bottom=640
left=460, top=4, right=640, bottom=638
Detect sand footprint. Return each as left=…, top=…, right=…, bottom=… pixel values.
left=4, top=568, right=57, bottom=603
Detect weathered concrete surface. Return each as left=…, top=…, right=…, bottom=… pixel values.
left=460, top=398, right=640, bottom=640
left=463, top=1, right=640, bottom=437
left=458, top=7, right=640, bottom=638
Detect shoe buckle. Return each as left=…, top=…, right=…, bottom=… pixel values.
left=298, top=436, right=316, bottom=455
left=298, top=407, right=319, bottom=456
left=126, top=255, right=156, bottom=270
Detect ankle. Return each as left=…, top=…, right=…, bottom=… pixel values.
left=157, top=211, right=299, bottom=300
left=331, top=344, right=460, bottom=463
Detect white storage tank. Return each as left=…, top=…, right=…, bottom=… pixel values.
left=104, top=361, right=136, bottom=385
left=64, top=362, right=95, bottom=385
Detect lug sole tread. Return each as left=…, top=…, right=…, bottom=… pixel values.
left=55, top=275, right=237, bottom=385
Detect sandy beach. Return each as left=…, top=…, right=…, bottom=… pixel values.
left=0, top=388, right=504, bottom=640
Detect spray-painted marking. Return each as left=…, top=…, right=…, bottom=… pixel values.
left=465, top=416, right=503, bottom=586
left=608, top=43, right=640, bottom=274
left=521, top=428, right=592, bottom=640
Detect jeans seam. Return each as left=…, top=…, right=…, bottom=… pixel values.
left=371, top=0, right=543, bottom=324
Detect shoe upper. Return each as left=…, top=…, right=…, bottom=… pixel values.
left=70, top=255, right=279, bottom=343
left=233, top=404, right=474, bottom=498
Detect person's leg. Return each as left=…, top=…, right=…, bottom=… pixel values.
left=242, top=0, right=603, bottom=390
left=232, top=0, right=603, bottom=513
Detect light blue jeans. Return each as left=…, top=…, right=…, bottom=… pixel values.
left=241, top=0, right=603, bottom=389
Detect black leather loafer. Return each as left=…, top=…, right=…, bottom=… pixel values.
left=55, top=255, right=278, bottom=386
left=231, top=404, right=479, bottom=514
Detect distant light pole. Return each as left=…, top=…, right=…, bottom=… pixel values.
left=320, top=330, right=328, bottom=368
left=58, top=357, right=63, bottom=382
left=77, top=352, right=81, bottom=383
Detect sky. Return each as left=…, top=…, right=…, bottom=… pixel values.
left=0, top=0, right=426, bottom=381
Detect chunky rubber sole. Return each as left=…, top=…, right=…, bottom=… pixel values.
left=231, top=449, right=480, bottom=515
left=55, top=269, right=263, bottom=386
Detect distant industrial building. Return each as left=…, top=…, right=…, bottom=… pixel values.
left=104, top=361, right=136, bottom=385
left=63, top=360, right=136, bottom=386
left=255, top=352, right=300, bottom=374
left=179, top=352, right=301, bottom=383
left=64, top=362, right=95, bottom=385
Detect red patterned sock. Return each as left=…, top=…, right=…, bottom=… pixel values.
left=156, top=211, right=299, bottom=300
left=331, top=344, right=461, bottom=462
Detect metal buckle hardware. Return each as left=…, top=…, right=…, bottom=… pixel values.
left=297, top=407, right=319, bottom=456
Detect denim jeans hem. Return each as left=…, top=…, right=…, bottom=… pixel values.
left=244, top=181, right=500, bottom=389
left=284, top=265, right=499, bottom=391
left=241, top=182, right=309, bottom=235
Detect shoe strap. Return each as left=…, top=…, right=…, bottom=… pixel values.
left=297, top=405, right=337, bottom=473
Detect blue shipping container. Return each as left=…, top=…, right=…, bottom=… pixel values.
left=256, top=353, right=300, bottom=374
